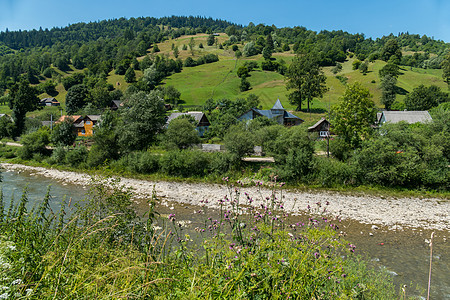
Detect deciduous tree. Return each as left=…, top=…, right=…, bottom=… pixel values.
left=380, top=74, right=397, bottom=110
left=119, top=91, right=166, bottom=151
left=330, top=83, right=376, bottom=147
left=285, top=53, right=328, bottom=111
left=65, top=84, right=89, bottom=115
left=404, top=85, right=449, bottom=111
left=8, top=80, right=41, bottom=136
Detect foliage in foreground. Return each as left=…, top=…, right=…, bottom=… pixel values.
left=0, top=178, right=400, bottom=299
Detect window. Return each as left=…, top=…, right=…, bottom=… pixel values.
left=81, top=129, right=86, bottom=135
left=86, top=121, right=91, bottom=125
left=319, top=131, right=328, bottom=137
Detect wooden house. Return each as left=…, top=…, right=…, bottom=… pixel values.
left=308, top=118, right=331, bottom=138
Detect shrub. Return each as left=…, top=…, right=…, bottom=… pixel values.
left=19, top=128, right=50, bottom=160
left=125, top=151, right=160, bottom=174
left=160, top=150, right=209, bottom=177
left=49, top=146, right=67, bottom=165
left=65, top=146, right=88, bottom=167
left=163, top=117, right=200, bottom=150
left=313, top=157, right=356, bottom=187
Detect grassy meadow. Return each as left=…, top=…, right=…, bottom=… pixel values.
left=0, top=33, right=446, bottom=122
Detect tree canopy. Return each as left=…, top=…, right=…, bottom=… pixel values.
left=8, top=80, right=40, bottom=136
left=330, top=83, right=376, bottom=147
left=119, top=91, right=166, bottom=152
left=404, top=85, right=449, bottom=111
left=285, top=53, right=328, bottom=111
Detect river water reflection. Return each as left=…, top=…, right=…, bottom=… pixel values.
left=1, top=169, right=449, bottom=299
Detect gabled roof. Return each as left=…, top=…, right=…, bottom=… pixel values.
left=58, top=115, right=82, bottom=123
left=111, top=100, right=122, bottom=107
left=380, top=111, right=432, bottom=124
left=308, top=118, right=330, bottom=131
left=87, top=115, right=101, bottom=121
left=167, top=112, right=208, bottom=126
left=272, top=99, right=285, bottom=110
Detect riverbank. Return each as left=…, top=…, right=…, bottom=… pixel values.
left=1, top=162, right=449, bottom=231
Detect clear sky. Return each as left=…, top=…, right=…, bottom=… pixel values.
left=1, top=0, right=449, bottom=42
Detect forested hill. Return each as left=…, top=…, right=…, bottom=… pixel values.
left=0, top=15, right=448, bottom=105
left=0, top=16, right=240, bottom=49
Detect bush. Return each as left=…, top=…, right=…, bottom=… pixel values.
left=329, top=137, right=352, bottom=161
left=65, top=146, right=88, bottom=167
left=313, top=157, right=356, bottom=187
left=208, top=152, right=234, bottom=174
left=19, top=128, right=50, bottom=160
left=160, top=150, right=209, bottom=177
left=49, top=146, right=68, bottom=165
left=123, top=151, right=160, bottom=174
left=163, top=117, right=200, bottom=149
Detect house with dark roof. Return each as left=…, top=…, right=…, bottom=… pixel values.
left=378, top=111, right=432, bottom=125
left=166, top=112, right=211, bottom=137
left=308, top=118, right=331, bottom=138
left=40, top=97, right=60, bottom=106
left=238, top=99, right=303, bottom=126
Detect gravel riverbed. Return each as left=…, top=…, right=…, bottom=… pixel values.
left=1, top=163, right=449, bottom=231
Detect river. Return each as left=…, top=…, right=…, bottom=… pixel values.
left=1, top=168, right=448, bottom=299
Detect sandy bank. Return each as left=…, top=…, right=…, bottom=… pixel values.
left=1, top=163, right=449, bottom=231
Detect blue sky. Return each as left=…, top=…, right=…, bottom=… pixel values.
left=1, top=0, right=450, bottom=42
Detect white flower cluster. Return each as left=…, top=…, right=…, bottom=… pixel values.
left=0, top=239, right=32, bottom=298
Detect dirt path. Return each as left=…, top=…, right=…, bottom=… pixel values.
left=1, top=163, right=449, bottom=231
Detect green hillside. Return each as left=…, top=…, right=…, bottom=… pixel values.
left=1, top=33, right=445, bottom=121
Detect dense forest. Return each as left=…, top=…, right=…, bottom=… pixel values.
left=1, top=15, right=449, bottom=90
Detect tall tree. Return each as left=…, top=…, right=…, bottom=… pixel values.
left=380, top=39, right=402, bottom=62
left=119, top=91, right=166, bottom=152
left=442, top=52, right=450, bottom=88
left=207, top=34, right=215, bottom=46
left=380, top=74, right=397, bottom=110
left=65, top=84, right=89, bottom=115
left=124, top=67, right=136, bottom=83
left=51, top=120, right=76, bottom=146
left=330, top=83, right=376, bottom=147
left=8, top=80, right=40, bottom=136
left=285, top=53, right=328, bottom=111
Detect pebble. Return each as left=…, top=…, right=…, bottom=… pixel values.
left=2, top=162, right=449, bottom=232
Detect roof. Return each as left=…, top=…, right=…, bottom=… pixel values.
left=308, top=118, right=330, bottom=131
left=58, top=115, right=81, bottom=123
left=272, top=99, right=285, bottom=110
left=111, top=100, right=122, bottom=107
left=380, top=111, right=432, bottom=124
left=87, top=115, right=101, bottom=121
left=167, top=112, right=207, bottom=125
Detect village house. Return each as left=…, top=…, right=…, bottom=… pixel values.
left=39, top=97, right=61, bottom=106
left=308, top=118, right=331, bottom=138
left=238, top=99, right=304, bottom=126
left=58, top=115, right=101, bottom=137
left=166, top=112, right=211, bottom=137
left=377, top=111, right=432, bottom=125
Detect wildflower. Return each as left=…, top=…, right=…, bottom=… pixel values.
left=168, top=214, right=176, bottom=221
left=314, top=252, right=320, bottom=259
left=11, top=279, right=22, bottom=285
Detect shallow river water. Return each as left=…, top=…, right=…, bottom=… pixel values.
left=1, top=169, right=449, bottom=299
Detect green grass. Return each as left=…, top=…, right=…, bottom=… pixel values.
left=1, top=34, right=447, bottom=123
